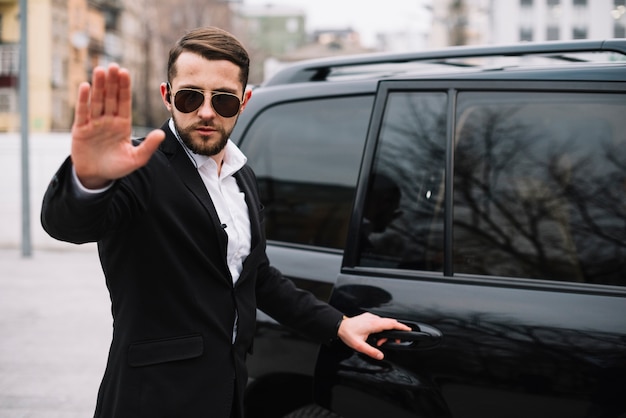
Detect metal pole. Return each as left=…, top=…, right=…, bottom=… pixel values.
left=19, top=0, right=32, bottom=257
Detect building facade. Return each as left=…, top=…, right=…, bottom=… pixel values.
left=431, top=0, right=626, bottom=48
left=3, top=0, right=625, bottom=132
left=0, top=0, right=20, bottom=131
left=233, top=3, right=307, bottom=84
left=2, top=0, right=147, bottom=132
left=493, top=0, right=626, bottom=44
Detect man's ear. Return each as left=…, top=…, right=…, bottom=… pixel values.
left=240, top=89, right=253, bottom=112
left=160, top=82, right=172, bottom=110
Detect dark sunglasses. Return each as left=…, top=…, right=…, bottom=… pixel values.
left=167, top=84, right=243, bottom=118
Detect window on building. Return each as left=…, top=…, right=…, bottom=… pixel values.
left=0, top=89, right=14, bottom=113
left=547, top=0, right=562, bottom=24
left=573, top=27, right=588, bottom=39
left=572, top=1, right=588, bottom=26
left=520, top=27, right=534, bottom=41
left=285, top=17, right=299, bottom=33
left=520, top=0, right=533, bottom=6
left=547, top=26, right=560, bottom=40
left=615, top=23, right=626, bottom=38
left=0, top=45, right=18, bottom=75
left=52, top=56, right=64, bottom=87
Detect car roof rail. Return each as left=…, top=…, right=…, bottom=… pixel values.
left=263, top=39, right=626, bottom=87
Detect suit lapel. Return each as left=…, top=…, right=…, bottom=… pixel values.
left=232, top=166, right=264, bottom=287
left=234, top=166, right=261, bottom=250
left=158, top=123, right=264, bottom=286
left=159, top=123, right=229, bottom=263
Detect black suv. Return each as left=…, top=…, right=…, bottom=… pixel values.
left=231, top=40, right=626, bottom=418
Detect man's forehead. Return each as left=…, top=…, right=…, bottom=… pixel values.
left=172, top=53, right=243, bottom=91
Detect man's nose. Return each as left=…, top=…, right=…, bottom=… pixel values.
left=197, top=96, right=217, bottom=118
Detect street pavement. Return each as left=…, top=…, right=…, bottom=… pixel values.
left=0, top=245, right=111, bottom=417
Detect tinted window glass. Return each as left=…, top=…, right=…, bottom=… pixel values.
left=357, top=92, right=447, bottom=270
left=454, top=92, right=626, bottom=286
left=242, top=95, right=373, bottom=249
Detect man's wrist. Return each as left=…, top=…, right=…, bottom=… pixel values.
left=71, top=166, right=114, bottom=196
left=335, top=315, right=348, bottom=338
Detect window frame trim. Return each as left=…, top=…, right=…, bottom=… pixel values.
left=237, top=91, right=377, bottom=250
left=344, top=78, right=626, bottom=289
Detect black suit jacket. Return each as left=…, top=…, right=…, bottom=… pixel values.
left=41, top=122, right=343, bottom=418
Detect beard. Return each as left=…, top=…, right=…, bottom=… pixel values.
left=173, top=117, right=232, bottom=156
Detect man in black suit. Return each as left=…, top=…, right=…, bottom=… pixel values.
left=41, top=27, right=409, bottom=417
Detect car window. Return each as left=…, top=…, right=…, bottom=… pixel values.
left=241, top=95, right=373, bottom=249
left=454, top=91, right=626, bottom=286
left=357, top=92, right=448, bottom=270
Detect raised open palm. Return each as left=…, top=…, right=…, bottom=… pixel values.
left=71, top=64, right=165, bottom=189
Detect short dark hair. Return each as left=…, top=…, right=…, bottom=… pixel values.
left=168, top=27, right=250, bottom=89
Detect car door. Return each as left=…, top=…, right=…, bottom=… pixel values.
left=314, top=79, right=626, bottom=418
left=234, top=87, right=376, bottom=417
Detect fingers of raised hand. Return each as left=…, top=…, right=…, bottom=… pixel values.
left=103, top=64, right=123, bottom=116
left=73, top=82, right=92, bottom=127
left=116, top=68, right=132, bottom=119
left=89, top=66, right=106, bottom=120
left=85, top=64, right=131, bottom=121
left=103, top=64, right=121, bottom=117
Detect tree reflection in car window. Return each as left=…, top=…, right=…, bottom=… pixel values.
left=358, top=92, right=447, bottom=271
left=454, top=92, right=626, bottom=286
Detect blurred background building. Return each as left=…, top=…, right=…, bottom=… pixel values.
left=2, top=0, right=625, bottom=133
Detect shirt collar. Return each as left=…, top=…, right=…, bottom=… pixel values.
left=168, top=118, right=247, bottom=177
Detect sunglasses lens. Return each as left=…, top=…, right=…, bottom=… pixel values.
left=173, top=89, right=241, bottom=117
left=211, top=93, right=241, bottom=118
left=174, top=90, right=204, bottom=113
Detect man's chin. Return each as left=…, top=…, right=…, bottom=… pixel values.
left=175, top=121, right=229, bottom=156
left=188, top=137, right=226, bottom=157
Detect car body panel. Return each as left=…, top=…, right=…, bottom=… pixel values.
left=236, top=41, right=626, bottom=417
left=314, top=78, right=626, bottom=417
left=317, top=273, right=626, bottom=418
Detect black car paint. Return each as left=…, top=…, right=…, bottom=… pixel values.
left=233, top=41, right=626, bottom=418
